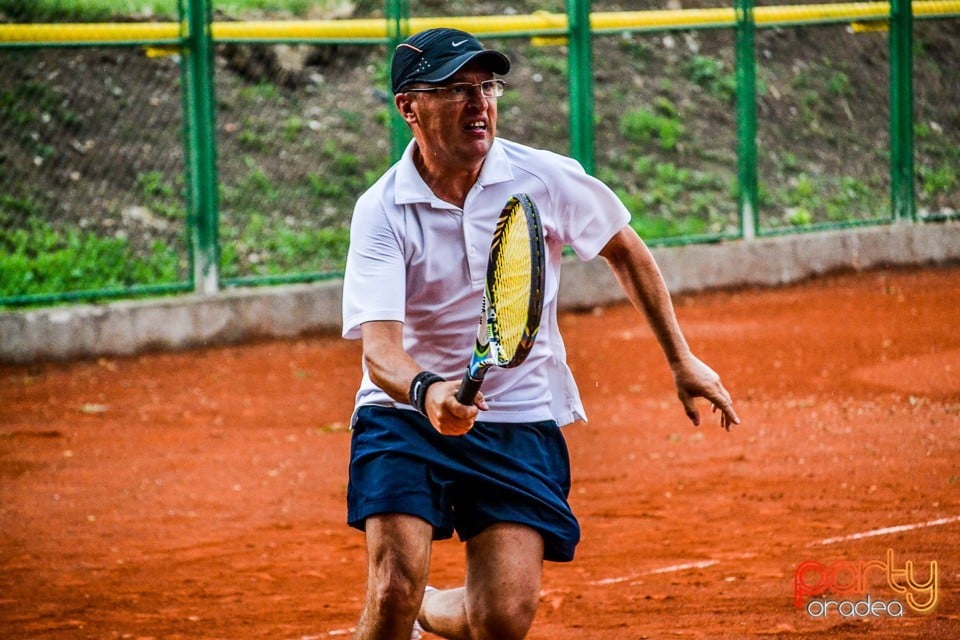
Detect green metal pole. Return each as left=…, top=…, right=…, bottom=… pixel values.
left=889, top=0, right=915, bottom=222
left=567, top=0, right=595, bottom=175
left=182, top=0, right=220, bottom=294
left=735, top=0, right=758, bottom=240
left=387, top=0, right=410, bottom=163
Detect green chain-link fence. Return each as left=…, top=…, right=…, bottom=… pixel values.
left=1, top=0, right=958, bottom=308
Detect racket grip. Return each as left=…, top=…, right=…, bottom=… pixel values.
left=455, top=370, right=484, bottom=405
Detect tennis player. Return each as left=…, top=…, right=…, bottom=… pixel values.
left=341, top=27, right=740, bottom=640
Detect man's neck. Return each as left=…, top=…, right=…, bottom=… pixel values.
left=413, top=146, right=483, bottom=209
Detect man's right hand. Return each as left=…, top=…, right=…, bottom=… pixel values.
left=425, top=381, right=487, bottom=436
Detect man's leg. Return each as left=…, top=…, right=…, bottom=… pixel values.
left=418, top=523, right=544, bottom=640
left=354, top=513, right=434, bottom=640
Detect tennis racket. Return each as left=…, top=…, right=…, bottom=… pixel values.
left=455, top=193, right=546, bottom=405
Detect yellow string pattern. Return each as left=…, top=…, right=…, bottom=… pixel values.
left=488, top=202, right=532, bottom=363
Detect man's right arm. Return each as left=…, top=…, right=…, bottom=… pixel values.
left=360, top=321, right=484, bottom=435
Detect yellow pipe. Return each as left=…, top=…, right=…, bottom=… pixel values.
left=914, top=0, right=960, bottom=14
left=211, top=13, right=571, bottom=41
left=0, top=22, right=181, bottom=44
left=591, top=8, right=735, bottom=31
left=212, top=18, right=385, bottom=41
left=0, top=2, right=957, bottom=45
left=755, top=2, right=891, bottom=24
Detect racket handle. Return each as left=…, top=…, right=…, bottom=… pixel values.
left=455, top=370, right=484, bottom=405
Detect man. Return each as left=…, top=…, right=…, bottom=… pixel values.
left=341, top=27, right=740, bottom=640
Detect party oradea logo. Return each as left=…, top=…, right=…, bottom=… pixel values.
left=794, top=549, right=938, bottom=618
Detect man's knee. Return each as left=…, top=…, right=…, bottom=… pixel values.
left=469, top=591, right=539, bottom=640
left=362, top=514, right=432, bottom=616
left=369, top=565, right=424, bottom=616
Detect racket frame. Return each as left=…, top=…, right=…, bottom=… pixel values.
left=456, top=193, right=546, bottom=405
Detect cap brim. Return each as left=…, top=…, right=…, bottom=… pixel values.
left=415, top=50, right=511, bottom=86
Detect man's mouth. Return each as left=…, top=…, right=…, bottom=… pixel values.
left=465, top=120, right=487, bottom=132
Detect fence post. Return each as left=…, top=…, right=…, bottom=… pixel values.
left=567, top=0, right=595, bottom=175
left=889, top=0, right=915, bottom=222
left=734, top=0, right=758, bottom=240
left=182, top=0, right=220, bottom=295
left=387, top=0, right=411, bottom=162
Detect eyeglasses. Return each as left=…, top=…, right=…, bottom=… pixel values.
left=404, top=79, right=506, bottom=102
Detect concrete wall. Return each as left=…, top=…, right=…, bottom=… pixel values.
left=2, top=223, right=958, bottom=363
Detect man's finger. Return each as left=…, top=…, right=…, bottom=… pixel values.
left=712, top=402, right=740, bottom=431
left=706, top=383, right=740, bottom=429
left=679, top=390, right=700, bottom=426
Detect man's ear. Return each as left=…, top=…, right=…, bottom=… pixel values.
left=395, top=93, right=417, bottom=124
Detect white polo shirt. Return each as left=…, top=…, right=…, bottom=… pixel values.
left=342, top=138, right=630, bottom=426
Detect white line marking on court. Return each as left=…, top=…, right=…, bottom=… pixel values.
left=588, top=559, right=719, bottom=585
left=647, top=559, right=719, bottom=574
left=589, top=574, right=639, bottom=586
left=807, top=514, right=960, bottom=547
left=296, top=628, right=355, bottom=639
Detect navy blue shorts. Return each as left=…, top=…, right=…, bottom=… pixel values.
left=347, top=405, right=580, bottom=562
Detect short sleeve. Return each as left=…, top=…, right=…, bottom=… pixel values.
left=545, top=156, right=631, bottom=261
left=341, top=195, right=407, bottom=339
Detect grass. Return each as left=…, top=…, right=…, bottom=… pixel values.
left=598, top=154, right=735, bottom=239
left=213, top=141, right=379, bottom=278
left=219, top=214, right=350, bottom=278
left=767, top=173, right=888, bottom=227
left=619, top=105, right=685, bottom=151
left=0, top=216, right=181, bottom=299
left=136, top=171, right=186, bottom=220
left=685, top=55, right=736, bottom=103
left=919, top=162, right=959, bottom=199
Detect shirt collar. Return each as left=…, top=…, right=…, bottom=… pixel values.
left=394, top=138, right=514, bottom=207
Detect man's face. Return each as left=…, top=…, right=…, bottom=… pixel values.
left=399, top=61, right=499, bottom=172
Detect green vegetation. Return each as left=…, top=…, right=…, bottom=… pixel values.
left=1, top=2, right=957, bottom=306
left=600, top=156, right=733, bottom=240
left=768, top=172, right=887, bottom=227
left=214, top=141, right=385, bottom=278
left=619, top=103, right=685, bottom=151
left=527, top=49, right=568, bottom=79
left=826, top=71, right=851, bottom=97
left=219, top=214, right=350, bottom=278
left=685, top=55, right=736, bottom=103
left=919, top=161, right=959, bottom=199
left=0, top=215, right=180, bottom=298
left=136, top=171, right=186, bottom=220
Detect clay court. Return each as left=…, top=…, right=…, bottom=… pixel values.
left=2, top=265, right=958, bottom=639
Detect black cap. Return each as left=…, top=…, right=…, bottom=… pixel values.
left=391, top=28, right=510, bottom=94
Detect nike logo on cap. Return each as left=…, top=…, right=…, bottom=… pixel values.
left=451, top=39, right=468, bottom=47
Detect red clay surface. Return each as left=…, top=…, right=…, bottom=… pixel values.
left=2, top=266, right=959, bottom=639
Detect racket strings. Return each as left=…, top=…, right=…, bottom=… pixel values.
left=489, top=206, right=533, bottom=362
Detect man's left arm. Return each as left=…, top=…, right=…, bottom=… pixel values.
left=598, top=225, right=740, bottom=430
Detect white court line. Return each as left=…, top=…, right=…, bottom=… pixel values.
left=578, top=513, right=960, bottom=587
left=807, top=514, right=960, bottom=547
left=588, top=559, right=719, bottom=585
left=296, top=629, right=354, bottom=639
left=646, top=559, right=719, bottom=574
